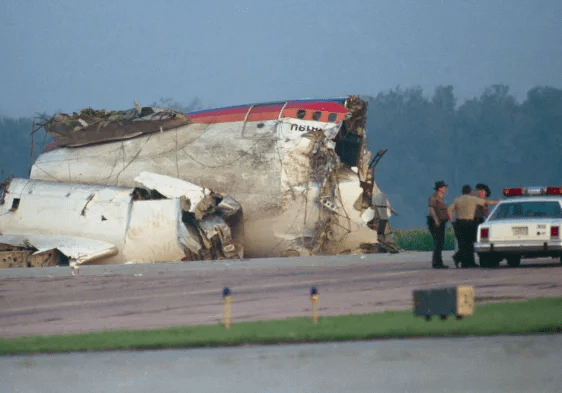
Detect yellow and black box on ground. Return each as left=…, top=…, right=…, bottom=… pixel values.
left=413, top=285, right=474, bottom=320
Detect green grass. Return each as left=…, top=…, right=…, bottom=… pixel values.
left=1, top=298, right=560, bottom=355
left=394, top=227, right=456, bottom=251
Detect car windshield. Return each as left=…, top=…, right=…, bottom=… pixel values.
left=489, top=201, right=562, bottom=221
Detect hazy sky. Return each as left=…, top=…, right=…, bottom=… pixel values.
left=1, top=0, right=561, bottom=117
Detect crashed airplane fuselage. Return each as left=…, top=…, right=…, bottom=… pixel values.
left=0, top=173, right=243, bottom=265
left=30, top=96, right=389, bottom=258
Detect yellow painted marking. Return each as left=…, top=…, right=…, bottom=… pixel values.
left=223, top=295, right=232, bottom=329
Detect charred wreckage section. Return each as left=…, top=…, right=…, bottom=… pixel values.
left=1, top=95, right=396, bottom=267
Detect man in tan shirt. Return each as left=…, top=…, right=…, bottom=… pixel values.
left=448, top=185, right=487, bottom=268
left=428, top=181, right=450, bottom=269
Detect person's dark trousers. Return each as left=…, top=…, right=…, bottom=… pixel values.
left=455, top=219, right=476, bottom=267
left=452, top=221, right=460, bottom=267
left=427, top=216, right=446, bottom=267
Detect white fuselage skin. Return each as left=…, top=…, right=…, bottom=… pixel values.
left=30, top=118, right=376, bottom=257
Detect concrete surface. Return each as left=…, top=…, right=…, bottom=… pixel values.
left=1, top=334, right=561, bottom=393
left=1, top=251, right=562, bottom=337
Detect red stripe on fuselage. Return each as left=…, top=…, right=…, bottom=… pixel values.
left=185, top=100, right=349, bottom=124
left=42, top=99, right=350, bottom=152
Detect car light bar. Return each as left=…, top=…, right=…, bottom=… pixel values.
left=546, top=186, right=562, bottom=195
left=503, top=186, right=562, bottom=197
left=503, top=187, right=524, bottom=197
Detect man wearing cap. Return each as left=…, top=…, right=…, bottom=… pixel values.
left=428, top=181, right=450, bottom=269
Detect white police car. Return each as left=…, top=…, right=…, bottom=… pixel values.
left=474, top=186, right=562, bottom=268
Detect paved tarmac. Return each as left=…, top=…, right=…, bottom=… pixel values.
left=1, top=334, right=561, bottom=392
left=0, top=250, right=423, bottom=278
left=2, top=251, right=561, bottom=337
left=1, top=251, right=561, bottom=392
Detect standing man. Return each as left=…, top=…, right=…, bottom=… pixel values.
left=473, top=183, right=492, bottom=226
left=472, top=183, right=498, bottom=247
left=428, top=181, right=450, bottom=269
left=449, top=185, right=478, bottom=268
left=448, top=185, right=488, bottom=268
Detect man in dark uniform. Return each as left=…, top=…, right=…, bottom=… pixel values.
left=428, top=181, right=450, bottom=269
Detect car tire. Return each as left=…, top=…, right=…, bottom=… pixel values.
left=489, top=258, right=500, bottom=268
left=507, top=256, right=521, bottom=267
left=479, top=254, right=491, bottom=268
left=479, top=253, right=500, bottom=268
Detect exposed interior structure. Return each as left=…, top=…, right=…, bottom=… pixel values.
left=23, top=95, right=395, bottom=261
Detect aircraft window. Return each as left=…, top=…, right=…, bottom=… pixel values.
left=312, top=111, right=322, bottom=121
left=10, top=198, right=20, bottom=211
left=328, top=113, right=338, bottom=122
left=296, top=110, right=306, bottom=119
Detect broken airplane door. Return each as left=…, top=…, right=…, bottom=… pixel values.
left=0, top=175, right=243, bottom=266
left=30, top=95, right=393, bottom=257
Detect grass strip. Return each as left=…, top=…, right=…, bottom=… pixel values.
left=394, top=227, right=456, bottom=251
left=1, top=297, right=561, bottom=355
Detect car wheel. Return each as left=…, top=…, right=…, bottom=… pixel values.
left=479, top=254, right=499, bottom=268
left=479, top=254, right=490, bottom=268
left=507, top=256, right=521, bottom=267
left=488, top=258, right=500, bottom=268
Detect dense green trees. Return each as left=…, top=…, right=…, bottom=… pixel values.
left=1, top=86, right=561, bottom=228
left=367, top=85, right=562, bottom=228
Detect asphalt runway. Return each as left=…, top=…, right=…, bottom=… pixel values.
left=1, top=251, right=561, bottom=337
left=2, top=251, right=562, bottom=392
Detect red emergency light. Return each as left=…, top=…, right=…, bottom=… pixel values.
left=546, top=187, right=562, bottom=195
left=502, top=187, right=524, bottom=197
left=503, top=186, right=562, bottom=197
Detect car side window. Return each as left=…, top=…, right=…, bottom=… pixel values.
left=554, top=203, right=562, bottom=217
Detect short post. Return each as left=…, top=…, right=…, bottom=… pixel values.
left=310, top=287, right=319, bottom=324
left=223, top=287, right=232, bottom=329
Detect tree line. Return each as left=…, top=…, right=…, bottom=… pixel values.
left=1, top=86, right=561, bottom=228
left=366, top=84, right=562, bottom=228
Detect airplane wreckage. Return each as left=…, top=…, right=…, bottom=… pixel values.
left=0, top=95, right=396, bottom=267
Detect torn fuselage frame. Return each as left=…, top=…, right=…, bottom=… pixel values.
left=0, top=175, right=243, bottom=266
left=277, top=96, right=384, bottom=256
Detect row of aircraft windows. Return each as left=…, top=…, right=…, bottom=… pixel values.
left=295, top=110, right=339, bottom=122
